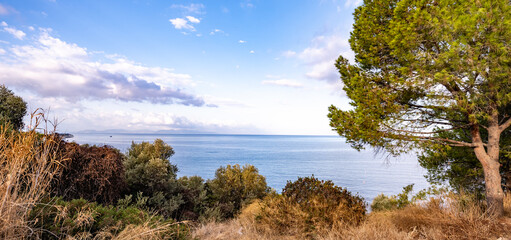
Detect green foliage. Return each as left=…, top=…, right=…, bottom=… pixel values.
left=206, top=164, right=270, bottom=220
left=176, top=176, right=208, bottom=220
left=256, top=176, right=366, bottom=237
left=52, top=142, right=126, bottom=204
left=329, top=0, right=511, bottom=152
left=419, top=128, right=511, bottom=197
left=370, top=194, right=399, bottom=212
left=329, top=0, right=511, bottom=213
left=371, top=184, right=414, bottom=212
left=125, top=139, right=177, bottom=195
left=29, top=197, right=189, bottom=239
left=0, top=85, right=27, bottom=131
left=124, top=139, right=183, bottom=218
left=371, top=184, right=448, bottom=212
left=123, top=139, right=212, bottom=221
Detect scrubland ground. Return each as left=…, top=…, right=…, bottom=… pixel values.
left=2, top=116, right=511, bottom=240
left=193, top=194, right=511, bottom=240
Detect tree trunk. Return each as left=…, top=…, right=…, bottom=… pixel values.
left=482, top=159, right=504, bottom=216
left=472, top=122, right=505, bottom=216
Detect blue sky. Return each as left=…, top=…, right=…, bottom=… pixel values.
left=0, top=0, right=362, bottom=135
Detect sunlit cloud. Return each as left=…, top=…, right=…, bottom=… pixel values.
left=169, top=17, right=198, bottom=32
left=292, top=34, right=353, bottom=84
left=0, top=29, right=208, bottom=106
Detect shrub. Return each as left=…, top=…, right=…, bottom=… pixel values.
left=124, top=139, right=177, bottom=196
left=371, top=194, right=399, bottom=212
left=206, top=164, right=270, bottom=220
left=52, top=142, right=126, bottom=204
left=255, top=176, right=366, bottom=238
left=29, top=197, right=189, bottom=239
left=371, top=184, right=448, bottom=212
left=0, top=85, right=27, bottom=130
left=176, top=176, right=208, bottom=220
left=124, top=139, right=185, bottom=218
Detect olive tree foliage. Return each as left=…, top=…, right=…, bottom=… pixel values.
left=0, top=85, right=27, bottom=130
left=123, top=139, right=182, bottom=217
left=328, top=0, right=511, bottom=215
left=207, top=164, right=270, bottom=219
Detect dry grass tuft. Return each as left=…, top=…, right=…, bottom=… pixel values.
left=386, top=195, right=509, bottom=240
left=109, top=220, right=188, bottom=240
left=0, top=110, right=62, bottom=239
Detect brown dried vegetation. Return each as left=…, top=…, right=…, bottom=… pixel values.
left=0, top=112, right=62, bottom=239
left=52, top=142, right=126, bottom=204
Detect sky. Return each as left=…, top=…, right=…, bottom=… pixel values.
left=0, top=0, right=362, bottom=135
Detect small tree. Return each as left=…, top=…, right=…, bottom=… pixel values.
left=0, top=85, right=27, bottom=130
left=124, top=139, right=177, bottom=195
left=329, top=0, right=511, bottom=215
left=123, top=139, right=183, bottom=218
left=207, top=164, right=270, bottom=219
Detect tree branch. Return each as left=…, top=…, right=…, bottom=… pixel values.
left=499, top=117, right=511, bottom=133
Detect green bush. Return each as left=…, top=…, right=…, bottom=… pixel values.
left=256, top=176, right=366, bottom=238
left=123, top=139, right=210, bottom=220
left=176, top=176, right=208, bottom=220
left=124, top=139, right=177, bottom=195
left=52, top=142, right=126, bottom=204
left=370, top=194, right=399, bottom=212
left=29, top=198, right=189, bottom=239
left=206, top=164, right=270, bottom=220
left=371, top=184, right=413, bottom=212
left=0, top=85, right=27, bottom=131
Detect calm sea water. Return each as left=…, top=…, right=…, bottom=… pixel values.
left=71, top=133, right=429, bottom=203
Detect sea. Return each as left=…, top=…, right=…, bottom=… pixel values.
left=71, top=133, right=429, bottom=203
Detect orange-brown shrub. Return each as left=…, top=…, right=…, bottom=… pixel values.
left=52, top=142, right=126, bottom=204
left=254, top=176, right=365, bottom=238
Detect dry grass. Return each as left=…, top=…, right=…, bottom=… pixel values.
left=193, top=194, right=511, bottom=240
left=0, top=111, right=62, bottom=239
left=98, top=220, right=188, bottom=240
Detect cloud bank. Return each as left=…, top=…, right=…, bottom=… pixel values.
left=0, top=29, right=207, bottom=106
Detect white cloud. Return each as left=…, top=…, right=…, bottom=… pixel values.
left=0, top=29, right=207, bottom=106
left=186, top=16, right=200, bottom=24
left=295, top=34, right=353, bottom=83
left=169, top=18, right=195, bottom=31
left=4, top=27, right=26, bottom=39
left=282, top=50, right=296, bottom=58
left=170, top=3, right=205, bottom=15
left=1, top=21, right=7, bottom=27
left=28, top=26, right=35, bottom=31
left=169, top=16, right=201, bottom=33
left=0, top=48, right=5, bottom=54
left=239, top=40, right=246, bottom=43
left=209, top=29, right=224, bottom=35
left=249, top=50, right=255, bottom=54
left=262, top=79, right=303, bottom=88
